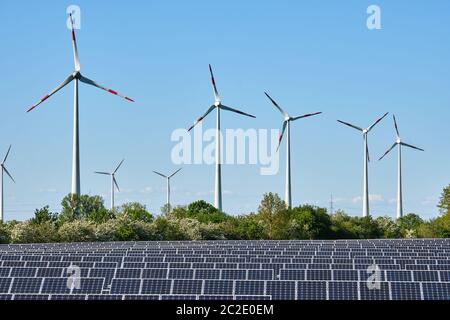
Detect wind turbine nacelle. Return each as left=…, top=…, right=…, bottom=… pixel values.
left=214, top=101, right=220, bottom=107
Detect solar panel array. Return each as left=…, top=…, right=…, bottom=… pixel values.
left=0, top=239, right=449, bottom=300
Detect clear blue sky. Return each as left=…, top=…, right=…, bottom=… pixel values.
left=0, top=0, right=449, bottom=220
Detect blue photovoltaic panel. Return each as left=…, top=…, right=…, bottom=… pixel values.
left=422, top=282, right=450, bottom=300
left=235, top=281, right=264, bottom=295
left=266, top=281, right=295, bottom=300
left=172, top=280, right=202, bottom=295
left=11, top=278, right=42, bottom=294
left=328, top=282, right=358, bottom=300
left=141, top=279, right=172, bottom=294
left=359, top=282, right=390, bottom=300
left=203, top=280, right=233, bottom=295
left=110, top=279, right=141, bottom=294
left=297, top=281, right=327, bottom=300
left=391, top=282, right=422, bottom=300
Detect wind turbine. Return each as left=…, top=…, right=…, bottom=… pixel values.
left=378, top=115, right=424, bottom=219
left=153, top=168, right=182, bottom=213
left=26, top=14, right=134, bottom=198
left=264, top=92, right=322, bottom=208
left=337, top=112, right=388, bottom=217
left=0, top=145, right=15, bottom=222
left=187, top=65, right=255, bottom=211
left=94, top=159, right=124, bottom=211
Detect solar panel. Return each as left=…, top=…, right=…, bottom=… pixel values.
left=172, top=280, right=202, bottom=295
left=422, top=282, right=450, bottom=300
left=235, top=281, right=264, bottom=295
left=266, top=281, right=295, bottom=300
left=306, top=270, right=331, bottom=281
left=328, top=282, right=358, bottom=300
left=141, top=279, right=172, bottom=294
left=297, top=281, right=327, bottom=300
left=203, top=280, right=233, bottom=295
left=221, top=269, right=246, bottom=280
left=110, top=279, right=141, bottom=294
left=10, top=278, right=42, bottom=294
left=359, top=281, right=390, bottom=300
left=390, top=282, right=422, bottom=300
left=168, top=269, right=193, bottom=279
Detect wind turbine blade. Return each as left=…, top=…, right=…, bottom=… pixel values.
left=69, top=13, right=80, bottom=71
left=169, top=168, right=182, bottom=178
left=27, top=74, right=75, bottom=112
left=209, top=64, right=220, bottom=103
left=2, top=145, right=11, bottom=164
left=393, top=114, right=400, bottom=138
left=113, top=176, right=120, bottom=192
left=276, top=121, right=288, bottom=152
left=2, top=166, right=15, bottom=183
left=264, top=92, right=286, bottom=116
left=367, top=112, right=389, bottom=132
left=378, top=143, right=397, bottom=161
left=113, top=159, right=125, bottom=174
left=187, top=105, right=215, bottom=132
left=337, top=120, right=363, bottom=132
left=401, top=142, right=424, bottom=152
left=291, top=112, right=322, bottom=121
left=153, top=171, right=167, bottom=178
left=94, top=171, right=110, bottom=175
left=220, top=105, right=256, bottom=118
left=79, top=75, right=134, bottom=102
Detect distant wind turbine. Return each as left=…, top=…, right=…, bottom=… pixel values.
left=26, top=14, right=134, bottom=198
left=0, top=145, right=15, bottom=222
left=95, top=159, right=125, bottom=210
left=337, top=112, right=389, bottom=217
left=379, top=115, right=424, bottom=219
left=187, top=65, right=255, bottom=211
left=153, top=168, right=182, bottom=213
left=264, top=92, right=322, bottom=208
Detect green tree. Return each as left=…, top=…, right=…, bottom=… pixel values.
left=0, top=222, right=11, bottom=244
left=30, top=206, right=58, bottom=225
left=438, top=184, right=450, bottom=215
left=257, top=193, right=286, bottom=239
left=397, top=213, right=423, bottom=238
left=118, top=202, right=153, bottom=222
left=59, top=194, right=107, bottom=224
left=282, top=205, right=332, bottom=240
left=186, top=200, right=228, bottom=223
left=375, top=216, right=401, bottom=238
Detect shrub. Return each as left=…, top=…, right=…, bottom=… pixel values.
left=11, top=221, right=58, bottom=243
left=58, top=220, right=96, bottom=242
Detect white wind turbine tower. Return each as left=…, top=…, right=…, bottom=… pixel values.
left=153, top=168, right=182, bottom=213
left=264, top=92, right=322, bottom=208
left=0, top=145, right=15, bottom=222
left=188, top=65, right=256, bottom=211
left=378, top=115, right=424, bottom=219
left=27, top=14, right=134, bottom=197
left=338, top=112, right=388, bottom=217
left=95, top=159, right=124, bottom=210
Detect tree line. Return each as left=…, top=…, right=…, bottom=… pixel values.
left=0, top=185, right=449, bottom=244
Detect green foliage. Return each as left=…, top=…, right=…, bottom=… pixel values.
left=30, top=206, right=58, bottom=225
left=257, top=193, right=286, bottom=239
left=397, top=213, right=424, bottom=238
left=0, top=222, right=11, bottom=244
left=118, top=202, right=153, bottom=223
left=59, top=194, right=108, bottom=224
left=58, top=220, right=96, bottom=242
left=438, top=184, right=450, bottom=216
left=3, top=184, right=450, bottom=243
left=10, top=221, right=58, bottom=243
left=278, top=205, right=332, bottom=240
left=186, top=200, right=228, bottom=224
